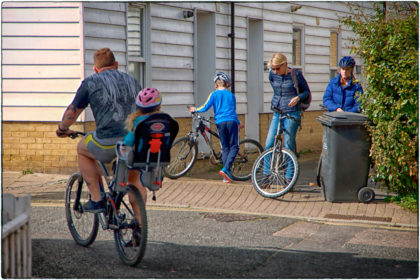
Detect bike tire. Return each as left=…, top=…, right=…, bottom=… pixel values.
left=65, top=172, right=99, bottom=247
left=231, top=138, right=264, bottom=181
left=113, top=184, right=148, bottom=266
left=163, top=136, right=198, bottom=179
left=251, top=148, right=300, bottom=198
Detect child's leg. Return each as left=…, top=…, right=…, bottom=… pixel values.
left=216, top=122, right=229, bottom=166
left=127, top=169, right=147, bottom=224
left=223, top=121, right=239, bottom=171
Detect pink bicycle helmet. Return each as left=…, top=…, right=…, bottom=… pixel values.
left=136, top=87, right=162, bottom=109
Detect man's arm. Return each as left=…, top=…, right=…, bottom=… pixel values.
left=56, top=105, right=84, bottom=137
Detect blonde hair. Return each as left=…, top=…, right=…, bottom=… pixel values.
left=125, top=106, right=161, bottom=131
left=267, top=52, right=287, bottom=69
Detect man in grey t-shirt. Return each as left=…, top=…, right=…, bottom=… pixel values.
left=56, top=48, right=142, bottom=212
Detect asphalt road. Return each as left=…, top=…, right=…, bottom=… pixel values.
left=32, top=204, right=418, bottom=278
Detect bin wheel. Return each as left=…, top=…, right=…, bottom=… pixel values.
left=357, top=187, right=375, bottom=203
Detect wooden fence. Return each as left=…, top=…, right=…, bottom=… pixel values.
left=2, top=194, right=32, bottom=278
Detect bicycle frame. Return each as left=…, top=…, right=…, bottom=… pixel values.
left=268, top=109, right=298, bottom=172
left=189, top=114, right=222, bottom=162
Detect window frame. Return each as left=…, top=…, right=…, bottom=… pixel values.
left=329, top=30, right=341, bottom=79
left=292, top=25, right=304, bottom=71
left=126, top=3, right=150, bottom=87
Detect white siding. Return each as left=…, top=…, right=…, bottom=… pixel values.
left=1, top=2, right=83, bottom=121
left=2, top=1, right=371, bottom=121
left=83, top=2, right=128, bottom=75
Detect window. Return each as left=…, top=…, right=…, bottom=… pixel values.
left=127, top=4, right=145, bottom=86
left=330, top=31, right=339, bottom=79
left=292, top=28, right=302, bottom=68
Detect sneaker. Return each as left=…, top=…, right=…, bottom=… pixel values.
left=219, top=167, right=233, bottom=183
left=83, top=198, right=106, bottom=213
left=222, top=178, right=231, bottom=184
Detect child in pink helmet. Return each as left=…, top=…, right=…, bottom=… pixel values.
left=123, top=87, right=162, bottom=203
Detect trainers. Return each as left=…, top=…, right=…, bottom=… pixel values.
left=219, top=167, right=233, bottom=183
left=83, top=198, right=106, bottom=213
left=222, top=178, right=231, bottom=184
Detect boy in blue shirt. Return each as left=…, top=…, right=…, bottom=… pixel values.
left=189, top=72, right=240, bottom=183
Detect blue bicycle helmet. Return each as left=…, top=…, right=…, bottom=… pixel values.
left=339, top=56, right=356, bottom=68
left=213, top=72, right=231, bottom=84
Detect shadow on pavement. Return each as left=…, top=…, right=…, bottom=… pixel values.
left=32, top=238, right=418, bottom=278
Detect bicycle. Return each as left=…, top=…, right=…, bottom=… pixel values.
left=163, top=110, right=263, bottom=181
left=65, top=113, right=178, bottom=266
left=251, top=107, right=300, bottom=198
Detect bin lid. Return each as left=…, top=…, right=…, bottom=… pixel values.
left=317, top=111, right=368, bottom=127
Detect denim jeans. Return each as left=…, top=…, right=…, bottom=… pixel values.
left=216, top=121, right=239, bottom=172
left=264, top=111, right=300, bottom=179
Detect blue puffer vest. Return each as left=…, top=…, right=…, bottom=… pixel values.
left=269, top=70, right=298, bottom=113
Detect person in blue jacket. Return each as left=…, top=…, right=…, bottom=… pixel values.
left=323, top=56, right=364, bottom=112
left=189, top=72, right=240, bottom=183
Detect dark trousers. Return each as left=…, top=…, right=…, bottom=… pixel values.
left=216, top=121, right=239, bottom=171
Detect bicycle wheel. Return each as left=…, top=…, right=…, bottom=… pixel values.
left=231, top=138, right=263, bottom=181
left=252, top=148, right=299, bottom=198
left=113, top=184, right=148, bottom=266
left=65, top=172, right=99, bottom=247
left=163, top=136, right=198, bottom=179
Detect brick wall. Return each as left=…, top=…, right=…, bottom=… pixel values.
left=1, top=112, right=324, bottom=174
left=259, top=110, right=324, bottom=153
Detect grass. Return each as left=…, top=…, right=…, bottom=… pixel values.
left=384, top=194, right=418, bottom=213
left=22, top=168, right=33, bottom=175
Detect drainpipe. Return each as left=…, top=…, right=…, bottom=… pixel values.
left=228, top=2, right=235, bottom=94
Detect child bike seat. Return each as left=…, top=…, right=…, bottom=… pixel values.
left=131, top=112, right=179, bottom=168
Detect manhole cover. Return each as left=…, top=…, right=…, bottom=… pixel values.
left=199, top=212, right=268, bottom=222
left=324, top=214, right=392, bottom=222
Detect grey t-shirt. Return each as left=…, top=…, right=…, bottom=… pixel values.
left=71, top=69, right=142, bottom=139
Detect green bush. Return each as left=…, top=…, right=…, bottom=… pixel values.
left=342, top=3, right=418, bottom=197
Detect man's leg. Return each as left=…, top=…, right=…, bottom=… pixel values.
left=77, top=139, right=102, bottom=202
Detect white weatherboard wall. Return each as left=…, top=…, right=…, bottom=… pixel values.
left=2, top=2, right=83, bottom=121
left=2, top=2, right=369, bottom=122
left=82, top=2, right=128, bottom=121
left=149, top=2, right=368, bottom=118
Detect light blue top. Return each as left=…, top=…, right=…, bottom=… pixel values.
left=123, top=115, right=149, bottom=147
left=194, top=89, right=239, bottom=124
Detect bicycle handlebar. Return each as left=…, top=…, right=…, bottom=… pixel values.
left=272, top=107, right=299, bottom=123
left=68, top=131, right=86, bottom=139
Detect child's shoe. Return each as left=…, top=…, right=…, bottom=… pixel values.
left=219, top=167, right=233, bottom=183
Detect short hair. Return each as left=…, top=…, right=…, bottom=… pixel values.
left=215, top=79, right=229, bottom=88
left=93, top=48, right=115, bottom=69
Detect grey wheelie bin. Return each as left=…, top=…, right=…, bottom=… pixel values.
left=317, top=111, right=374, bottom=202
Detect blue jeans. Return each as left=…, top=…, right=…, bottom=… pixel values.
left=264, top=111, right=300, bottom=179
left=216, top=121, right=239, bottom=172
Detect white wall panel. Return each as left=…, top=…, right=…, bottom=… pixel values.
left=2, top=50, right=81, bottom=64
left=1, top=3, right=83, bottom=121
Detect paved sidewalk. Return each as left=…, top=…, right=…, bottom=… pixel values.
left=2, top=153, right=417, bottom=229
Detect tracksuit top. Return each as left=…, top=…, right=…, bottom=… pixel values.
left=194, top=89, right=240, bottom=125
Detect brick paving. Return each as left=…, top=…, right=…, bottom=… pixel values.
left=2, top=167, right=418, bottom=229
